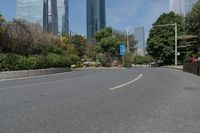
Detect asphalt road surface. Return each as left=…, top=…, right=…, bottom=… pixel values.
left=0, top=67, right=200, bottom=133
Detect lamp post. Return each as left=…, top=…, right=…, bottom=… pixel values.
left=153, top=23, right=178, bottom=66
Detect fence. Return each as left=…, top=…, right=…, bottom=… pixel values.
left=183, top=62, right=200, bottom=76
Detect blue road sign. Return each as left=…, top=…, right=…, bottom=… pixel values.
left=119, top=44, right=126, bottom=56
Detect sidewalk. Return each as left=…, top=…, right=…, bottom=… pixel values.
left=163, top=65, right=183, bottom=70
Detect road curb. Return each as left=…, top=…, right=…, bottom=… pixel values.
left=0, top=68, right=71, bottom=80
left=163, top=66, right=183, bottom=71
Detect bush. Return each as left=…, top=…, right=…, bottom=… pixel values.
left=0, top=53, right=72, bottom=71
left=123, top=53, right=132, bottom=67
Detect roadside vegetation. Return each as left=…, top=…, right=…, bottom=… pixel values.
left=0, top=17, right=84, bottom=71
left=147, top=0, right=200, bottom=65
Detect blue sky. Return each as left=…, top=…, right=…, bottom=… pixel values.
left=0, top=0, right=169, bottom=38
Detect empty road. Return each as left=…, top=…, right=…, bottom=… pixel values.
left=0, top=68, right=200, bottom=133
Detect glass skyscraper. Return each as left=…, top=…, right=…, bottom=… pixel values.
left=134, top=27, right=145, bottom=56
left=57, top=0, right=69, bottom=34
left=183, top=0, right=198, bottom=16
left=16, top=0, right=44, bottom=28
left=86, top=0, right=106, bottom=41
left=170, top=0, right=197, bottom=16
left=16, top=0, right=68, bottom=34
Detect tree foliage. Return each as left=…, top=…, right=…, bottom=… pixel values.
left=186, top=0, right=200, bottom=36
left=147, top=12, right=185, bottom=64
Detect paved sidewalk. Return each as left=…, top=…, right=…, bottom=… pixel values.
left=163, top=65, right=183, bottom=70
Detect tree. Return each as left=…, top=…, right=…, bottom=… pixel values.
left=185, top=0, right=200, bottom=57
left=147, top=12, right=185, bottom=64
left=113, top=30, right=137, bottom=53
left=71, top=35, right=87, bottom=58
left=186, top=0, right=200, bottom=37
left=94, top=28, right=120, bottom=66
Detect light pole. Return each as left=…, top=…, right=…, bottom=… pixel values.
left=153, top=23, right=178, bottom=66
left=126, top=27, right=130, bottom=53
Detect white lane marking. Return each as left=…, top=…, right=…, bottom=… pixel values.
left=109, top=74, right=143, bottom=90
left=0, top=71, right=105, bottom=90
left=0, top=71, right=75, bottom=82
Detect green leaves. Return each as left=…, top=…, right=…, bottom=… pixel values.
left=147, top=12, right=185, bottom=64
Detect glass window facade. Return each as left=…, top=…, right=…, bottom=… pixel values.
left=86, top=0, right=106, bottom=41
left=16, top=0, right=44, bottom=29
left=134, top=27, right=145, bottom=56
left=170, top=0, right=197, bottom=16
left=16, top=0, right=68, bottom=34
left=57, top=0, right=69, bottom=34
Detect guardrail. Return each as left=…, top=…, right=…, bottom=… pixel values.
left=183, top=62, right=200, bottom=76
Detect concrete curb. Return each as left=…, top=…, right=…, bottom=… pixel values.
left=0, top=68, right=71, bottom=80
left=163, top=66, right=183, bottom=71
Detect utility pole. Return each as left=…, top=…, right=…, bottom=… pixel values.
left=175, top=23, right=178, bottom=66
left=126, top=27, right=130, bottom=53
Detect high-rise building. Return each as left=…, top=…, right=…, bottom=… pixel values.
left=134, top=27, right=145, bottom=56
left=57, top=0, right=69, bottom=34
left=47, top=0, right=58, bottom=34
left=16, top=0, right=44, bottom=28
left=16, top=0, right=69, bottom=34
left=86, top=0, right=106, bottom=42
left=170, top=0, right=183, bottom=15
left=183, top=0, right=198, bottom=16
left=170, top=0, right=197, bottom=16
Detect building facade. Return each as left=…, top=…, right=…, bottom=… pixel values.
left=183, top=0, right=198, bottom=16
left=86, top=0, right=106, bottom=42
left=134, top=27, right=145, bottom=56
left=170, top=0, right=197, bottom=16
left=57, top=0, right=69, bottom=34
left=16, top=0, right=69, bottom=34
left=16, top=0, right=44, bottom=28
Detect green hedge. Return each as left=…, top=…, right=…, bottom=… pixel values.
left=0, top=53, right=72, bottom=71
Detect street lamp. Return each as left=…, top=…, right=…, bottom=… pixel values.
left=153, top=23, right=178, bottom=66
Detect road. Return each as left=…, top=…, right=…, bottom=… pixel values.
left=0, top=67, right=200, bottom=133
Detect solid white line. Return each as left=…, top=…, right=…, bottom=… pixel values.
left=0, top=71, right=105, bottom=90
left=109, top=74, right=143, bottom=90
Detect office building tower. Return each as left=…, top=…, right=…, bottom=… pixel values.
left=134, top=27, right=145, bottom=56
left=86, top=0, right=106, bottom=42
left=16, top=0, right=44, bottom=28
left=183, top=0, right=197, bottom=16
left=47, top=0, right=58, bottom=34
left=57, top=0, right=69, bottom=34
left=170, top=0, right=183, bottom=15
left=16, top=0, right=69, bottom=34
left=170, top=0, right=197, bottom=16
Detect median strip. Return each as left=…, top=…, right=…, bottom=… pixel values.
left=109, top=74, right=143, bottom=90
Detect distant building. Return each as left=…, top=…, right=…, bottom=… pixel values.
left=16, top=0, right=44, bottom=28
left=170, top=0, right=183, bottom=15
left=16, top=0, right=69, bottom=34
left=57, top=0, right=69, bottom=34
left=183, top=0, right=198, bottom=16
left=86, top=0, right=106, bottom=43
left=134, top=27, right=145, bottom=56
left=170, top=0, right=197, bottom=16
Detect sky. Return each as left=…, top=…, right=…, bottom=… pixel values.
left=0, top=0, right=169, bottom=39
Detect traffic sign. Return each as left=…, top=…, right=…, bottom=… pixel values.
left=119, top=44, right=126, bottom=56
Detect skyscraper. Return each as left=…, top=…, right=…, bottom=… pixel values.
left=183, top=0, right=198, bottom=16
left=134, top=27, right=145, bottom=56
left=170, top=0, right=197, bottom=16
left=170, top=0, right=183, bottom=15
left=16, top=0, right=44, bottom=28
left=86, top=0, right=106, bottom=42
left=16, top=0, right=69, bottom=34
left=57, top=0, right=69, bottom=34
left=47, top=0, right=58, bottom=34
